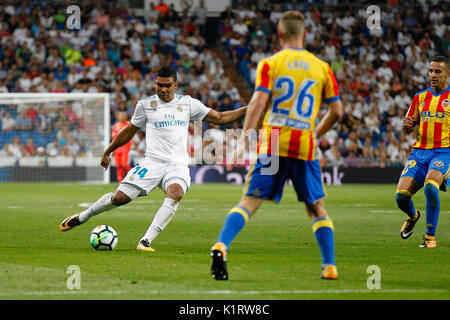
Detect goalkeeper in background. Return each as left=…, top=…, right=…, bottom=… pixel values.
left=112, top=111, right=132, bottom=183
left=397, top=55, right=450, bottom=248
left=210, top=10, right=344, bottom=280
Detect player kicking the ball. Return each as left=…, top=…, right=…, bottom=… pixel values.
left=60, top=65, right=247, bottom=252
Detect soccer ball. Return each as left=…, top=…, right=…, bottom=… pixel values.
left=90, top=225, right=118, bottom=251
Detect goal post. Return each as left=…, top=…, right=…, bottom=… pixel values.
left=0, top=93, right=111, bottom=184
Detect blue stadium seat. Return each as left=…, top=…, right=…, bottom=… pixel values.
left=0, top=131, right=13, bottom=149
left=18, top=131, right=32, bottom=144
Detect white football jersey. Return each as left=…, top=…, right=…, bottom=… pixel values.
left=131, top=94, right=211, bottom=166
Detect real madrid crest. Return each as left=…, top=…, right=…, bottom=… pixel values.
left=177, top=105, right=183, bottom=112
left=151, top=100, right=158, bottom=109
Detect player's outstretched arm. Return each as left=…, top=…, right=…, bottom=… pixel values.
left=203, top=106, right=248, bottom=125
left=316, top=99, right=344, bottom=138
left=101, top=123, right=140, bottom=170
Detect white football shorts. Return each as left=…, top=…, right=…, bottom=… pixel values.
left=118, top=158, right=190, bottom=198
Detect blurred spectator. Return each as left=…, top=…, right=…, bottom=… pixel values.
left=269, top=4, right=283, bottom=25
left=24, top=137, right=37, bottom=156
left=7, top=135, right=25, bottom=158
left=193, top=0, right=207, bottom=36
left=232, top=16, right=249, bottom=37
left=46, top=138, right=60, bottom=157
left=93, top=8, right=110, bottom=28
left=36, top=146, right=46, bottom=157
left=66, top=135, right=80, bottom=157
left=1, top=110, right=16, bottom=131
left=155, top=0, right=169, bottom=16
left=14, top=109, right=32, bottom=131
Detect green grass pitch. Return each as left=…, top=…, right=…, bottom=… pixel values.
left=0, top=183, right=448, bottom=300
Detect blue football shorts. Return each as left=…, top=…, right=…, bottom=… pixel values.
left=244, top=155, right=325, bottom=204
left=400, top=148, right=450, bottom=190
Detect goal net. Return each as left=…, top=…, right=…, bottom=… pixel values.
left=0, top=93, right=110, bottom=184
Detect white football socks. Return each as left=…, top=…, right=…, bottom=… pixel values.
left=142, top=198, right=179, bottom=243
left=78, top=192, right=117, bottom=223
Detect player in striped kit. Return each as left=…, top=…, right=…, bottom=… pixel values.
left=210, top=11, right=344, bottom=280
left=397, top=55, right=450, bottom=248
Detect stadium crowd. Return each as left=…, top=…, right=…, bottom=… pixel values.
left=0, top=0, right=449, bottom=169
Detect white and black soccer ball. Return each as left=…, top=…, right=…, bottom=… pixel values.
left=90, top=225, right=118, bottom=250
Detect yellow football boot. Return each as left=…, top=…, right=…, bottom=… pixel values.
left=400, top=211, right=420, bottom=239
left=136, top=239, right=156, bottom=252
left=321, top=265, right=338, bottom=280
left=419, top=235, right=437, bottom=248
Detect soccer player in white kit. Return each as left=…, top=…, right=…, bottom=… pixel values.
left=60, top=66, right=247, bottom=251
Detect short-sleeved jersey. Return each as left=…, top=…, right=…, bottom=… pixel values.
left=112, top=120, right=132, bottom=152
left=131, top=94, right=211, bottom=166
left=406, top=86, right=450, bottom=149
left=254, top=47, right=340, bottom=161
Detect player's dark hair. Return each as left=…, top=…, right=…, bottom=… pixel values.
left=431, top=55, right=449, bottom=69
left=157, top=65, right=177, bottom=82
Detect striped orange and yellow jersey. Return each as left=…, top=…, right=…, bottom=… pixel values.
left=406, top=86, right=450, bottom=149
left=254, top=47, right=340, bottom=161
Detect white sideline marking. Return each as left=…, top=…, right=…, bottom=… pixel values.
left=136, top=200, right=156, bottom=204
left=339, top=204, right=376, bottom=207
left=78, top=203, right=91, bottom=208
left=0, top=288, right=447, bottom=297
left=370, top=210, right=397, bottom=213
